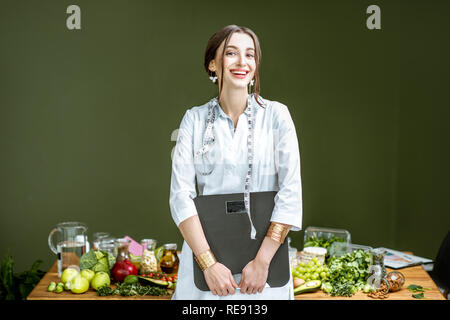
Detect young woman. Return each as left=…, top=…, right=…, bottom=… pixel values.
left=169, top=25, right=303, bottom=299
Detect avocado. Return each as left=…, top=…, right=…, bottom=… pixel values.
left=294, top=280, right=322, bottom=295
left=138, top=276, right=169, bottom=287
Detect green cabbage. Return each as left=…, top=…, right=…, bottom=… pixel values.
left=80, top=250, right=115, bottom=275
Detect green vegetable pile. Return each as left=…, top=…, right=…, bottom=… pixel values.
left=321, top=249, right=373, bottom=297
left=0, top=250, right=45, bottom=300
left=97, top=282, right=169, bottom=297
left=304, top=234, right=346, bottom=249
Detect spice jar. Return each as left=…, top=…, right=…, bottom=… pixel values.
left=159, top=243, right=179, bottom=274
left=385, top=271, right=405, bottom=292
left=140, top=239, right=158, bottom=274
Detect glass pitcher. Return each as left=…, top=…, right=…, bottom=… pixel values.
left=48, top=222, right=88, bottom=277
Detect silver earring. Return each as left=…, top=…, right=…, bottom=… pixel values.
left=209, top=74, right=217, bottom=83
left=250, top=79, right=254, bottom=86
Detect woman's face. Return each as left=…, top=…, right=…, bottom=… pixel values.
left=209, top=32, right=256, bottom=91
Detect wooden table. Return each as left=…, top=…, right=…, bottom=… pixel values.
left=27, top=258, right=446, bottom=300
left=294, top=264, right=445, bottom=300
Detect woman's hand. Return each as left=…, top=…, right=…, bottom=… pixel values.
left=203, top=262, right=238, bottom=296
left=239, top=257, right=269, bottom=294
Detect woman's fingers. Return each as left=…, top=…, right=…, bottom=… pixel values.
left=230, top=273, right=239, bottom=288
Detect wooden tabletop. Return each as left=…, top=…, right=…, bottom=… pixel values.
left=28, top=257, right=446, bottom=300
left=294, top=264, right=445, bottom=300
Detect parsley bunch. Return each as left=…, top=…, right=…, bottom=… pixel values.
left=97, top=282, right=169, bottom=297
left=322, top=249, right=373, bottom=297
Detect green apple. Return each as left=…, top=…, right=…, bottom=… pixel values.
left=80, top=269, right=95, bottom=283
left=70, top=275, right=90, bottom=294
left=91, top=271, right=111, bottom=291
left=61, top=267, right=80, bottom=284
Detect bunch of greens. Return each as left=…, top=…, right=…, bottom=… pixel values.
left=97, top=282, right=169, bottom=297
left=79, top=250, right=115, bottom=275
left=0, top=250, right=45, bottom=300
left=321, top=249, right=373, bottom=297
left=304, top=234, right=346, bottom=249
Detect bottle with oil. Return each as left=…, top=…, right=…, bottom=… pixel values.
left=159, top=243, right=179, bottom=274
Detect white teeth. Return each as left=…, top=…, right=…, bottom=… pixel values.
left=231, top=71, right=247, bottom=75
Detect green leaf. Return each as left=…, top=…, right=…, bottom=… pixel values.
left=412, top=292, right=425, bottom=299
left=407, top=284, right=430, bottom=293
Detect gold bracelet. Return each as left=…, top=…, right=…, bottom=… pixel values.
left=194, top=249, right=217, bottom=271
left=266, top=222, right=290, bottom=244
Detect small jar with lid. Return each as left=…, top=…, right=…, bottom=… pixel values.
left=159, top=243, right=179, bottom=274
left=140, top=239, right=158, bottom=274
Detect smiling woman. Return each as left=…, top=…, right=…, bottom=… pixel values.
left=169, top=24, right=303, bottom=300
left=204, top=25, right=265, bottom=112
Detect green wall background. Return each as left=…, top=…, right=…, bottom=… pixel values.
left=1, top=0, right=449, bottom=272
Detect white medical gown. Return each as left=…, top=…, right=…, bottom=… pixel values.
left=169, top=94, right=303, bottom=300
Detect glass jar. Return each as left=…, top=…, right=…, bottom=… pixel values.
left=385, top=271, right=405, bottom=292
left=371, top=248, right=387, bottom=278
left=92, top=232, right=111, bottom=251
left=98, top=237, right=116, bottom=257
left=159, top=243, right=179, bottom=274
left=114, top=238, right=132, bottom=262
left=140, top=239, right=158, bottom=274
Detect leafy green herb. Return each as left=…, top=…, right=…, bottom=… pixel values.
left=0, top=250, right=15, bottom=300
left=97, top=284, right=117, bottom=296
left=322, top=249, right=373, bottom=297
left=412, top=292, right=425, bottom=299
left=96, top=282, right=169, bottom=297
left=0, top=249, right=45, bottom=300
left=304, top=235, right=345, bottom=249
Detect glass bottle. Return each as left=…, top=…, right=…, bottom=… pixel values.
left=114, top=238, right=131, bottom=262
left=159, top=243, right=179, bottom=274
left=372, top=248, right=387, bottom=278
left=92, top=232, right=111, bottom=251
left=140, top=239, right=158, bottom=274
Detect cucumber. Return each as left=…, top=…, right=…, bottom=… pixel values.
left=138, top=276, right=169, bottom=287
left=294, top=280, right=321, bottom=295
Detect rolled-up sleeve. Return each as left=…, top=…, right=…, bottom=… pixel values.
left=270, top=102, right=303, bottom=231
left=169, top=109, right=198, bottom=227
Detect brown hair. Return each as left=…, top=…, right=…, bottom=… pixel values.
left=204, top=25, right=265, bottom=108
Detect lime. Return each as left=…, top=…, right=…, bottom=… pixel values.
left=70, top=275, right=90, bottom=294
left=124, top=275, right=139, bottom=285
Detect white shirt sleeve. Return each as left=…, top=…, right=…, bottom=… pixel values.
left=169, top=109, right=198, bottom=227
left=270, top=102, right=303, bottom=231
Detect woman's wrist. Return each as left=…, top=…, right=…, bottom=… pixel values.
left=265, top=222, right=290, bottom=244
left=195, top=249, right=217, bottom=271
